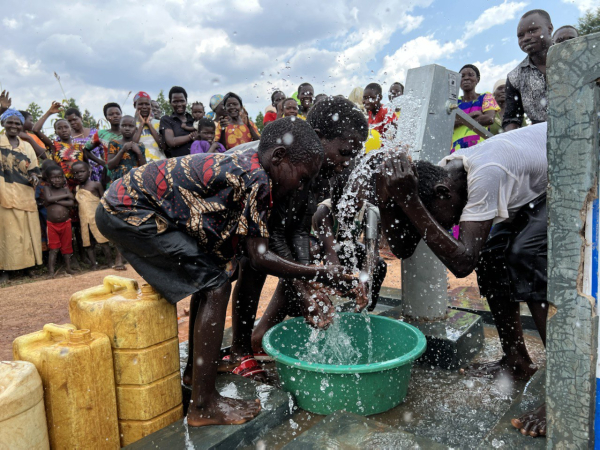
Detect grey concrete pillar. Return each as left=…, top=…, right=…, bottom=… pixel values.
left=546, top=33, right=600, bottom=447
left=399, top=64, right=459, bottom=320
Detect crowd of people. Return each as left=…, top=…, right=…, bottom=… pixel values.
left=0, top=7, right=582, bottom=439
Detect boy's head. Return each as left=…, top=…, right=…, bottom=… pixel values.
left=19, top=110, right=33, bottom=131
left=271, top=90, right=286, bottom=108
left=552, top=25, right=578, bottom=45
left=43, top=162, right=66, bottom=188
left=517, top=9, right=553, bottom=57
left=258, top=117, right=323, bottom=200
left=297, top=83, right=314, bottom=110
left=314, top=94, right=328, bottom=104
left=307, top=97, right=368, bottom=175
left=363, top=83, right=383, bottom=113
left=282, top=98, right=299, bottom=117
left=168, top=86, right=188, bottom=115
left=120, top=115, right=137, bottom=138
left=389, top=82, right=404, bottom=101
left=53, top=118, right=71, bottom=141
left=103, top=102, right=122, bottom=126
left=197, top=117, right=216, bottom=142
left=134, top=92, right=152, bottom=119
left=413, top=159, right=468, bottom=229
left=191, top=102, right=205, bottom=121
left=71, top=160, right=91, bottom=185
left=151, top=100, right=162, bottom=120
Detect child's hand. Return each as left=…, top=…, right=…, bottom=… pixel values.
left=49, top=101, right=62, bottom=115
left=130, top=143, right=142, bottom=155
left=29, top=173, right=40, bottom=189
left=219, top=116, right=230, bottom=128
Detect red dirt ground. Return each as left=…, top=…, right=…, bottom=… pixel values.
left=0, top=259, right=478, bottom=361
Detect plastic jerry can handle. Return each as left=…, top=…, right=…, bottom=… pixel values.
left=42, top=324, right=92, bottom=344
left=103, top=276, right=139, bottom=294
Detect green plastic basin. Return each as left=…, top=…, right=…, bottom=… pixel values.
left=262, top=313, right=426, bottom=416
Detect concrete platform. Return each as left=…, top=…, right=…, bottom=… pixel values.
left=282, top=411, right=448, bottom=449
left=379, top=307, right=484, bottom=370
left=126, top=374, right=292, bottom=449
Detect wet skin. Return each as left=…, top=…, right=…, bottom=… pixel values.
left=272, top=91, right=285, bottom=108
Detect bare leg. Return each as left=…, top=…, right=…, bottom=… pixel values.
left=251, top=280, right=292, bottom=353
left=230, top=258, right=267, bottom=361
left=114, top=249, right=126, bottom=270
left=48, top=249, right=59, bottom=278
left=98, top=243, right=114, bottom=268
left=463, top=293, right=537, bottom=380
left=187, top=282, right=262, bottom=427
left=183, top=293, right=201, bottom=386
left=527, top=301, right=548, bottom=346
left=64, top=253, right=75, bottom=275
left=85, top=247, right=98, bottom=270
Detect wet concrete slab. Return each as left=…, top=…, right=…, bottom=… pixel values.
left=282, top=411, right=448, bottom=449
left=482, top=369, right=546, bottom=449
left=126, top=374, right=293, bottom=450
left=379, top=307, right=484, bottom=370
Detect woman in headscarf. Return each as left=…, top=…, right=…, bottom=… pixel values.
left=451, top=64, right=499, bottom=152
left=216, top=93, right=260, bottom=150
left=205, top=94, right=224, bottom=121
left=0, top=109, right=43, bottom=283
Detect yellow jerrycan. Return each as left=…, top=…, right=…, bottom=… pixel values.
left=0, top=361, right=50, bottom=450
left=69, top=276, right=183, bottom=446
left=12, top=323, right=120, bottom=450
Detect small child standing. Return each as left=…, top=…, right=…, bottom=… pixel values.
left=107, top=115, right=146, bottom=183
left=107, top=115, right=145, bottom=270
left=42, top=163, right=75, bottom=277
left=72, top=161, right=113, bottom=269
left=191, top=102, right=205, bottom=130
left=190, top=118, right=226, bottom=154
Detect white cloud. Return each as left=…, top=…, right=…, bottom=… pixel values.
left=462, top=1, right=528, bottom=39
left=472, top=58, right=521, bottom=92
left=3, top=18, right=19, bottom=29
left=561, top=0, right=599, bottom=13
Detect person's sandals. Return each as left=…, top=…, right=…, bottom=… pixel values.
left=221, top=355, right=267, bottom=379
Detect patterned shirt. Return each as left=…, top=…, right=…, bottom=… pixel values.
left=504, top=56, right=547, bottom=128
left=107, top=140, right=146, bottom=182
left=137, top=118, right=165, bottom=162
left=368, top=106, right=397, bottom=135
left=101, top=146, right=272, bottom=267
left=215, top=122, right=261, bottom=150
left=52, top=141, right=85, bottom=191
left=0, top=135, right=40, bottom=212
left=452, top=92, right=499, bottom=152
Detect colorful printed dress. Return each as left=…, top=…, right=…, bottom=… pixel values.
left=52, top=141, right=85, bottom=191
left=451, top=93, right=499, bottom=153
left=59, top=128, right=103, bottom=181
left=215, top=121, right=260, bottom=150
left=85, top=129, right=122, bottom=185
left=107, top=140, right=146, bottom=183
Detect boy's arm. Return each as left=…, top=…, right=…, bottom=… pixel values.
left=84, top=147, right=107, bottom=168
left=94, top=181, right=105, bottom=198
left=312, top=205, right=341, bottom=266
left=107, top=143, right=128, bottom=170
left=19, top=133, right=47, bottom=158
left=382, top=154, right=492, bottom=277
left=132, top=121, right=144, bottom=143
left=502, top=77, right=524, bottom=132
left=55, top=198, right=75, bottom=207
left=43, top=186, right=73, bottom=204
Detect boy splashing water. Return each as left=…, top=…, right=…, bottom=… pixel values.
left=97, top=117, right=361, bottom=427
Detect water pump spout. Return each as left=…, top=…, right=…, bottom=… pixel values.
left=364, top=203, right=380, bottom=241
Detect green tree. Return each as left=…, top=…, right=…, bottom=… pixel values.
left=82, top=109, right=98, bottom=129
left=578, top=7, right=600, bottom=36
left=156, top=90, right=172, bottom=117
left=26, top=102, right=43, bottom=122
left=255, top=111, right=265, bottom=133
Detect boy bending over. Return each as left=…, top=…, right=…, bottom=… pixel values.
left=97, top=117, right=361, bottom=427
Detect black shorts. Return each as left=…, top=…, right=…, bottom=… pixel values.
left=96, top=207, right=229, bottom=304
left=475, top=194, right=547, bottom=303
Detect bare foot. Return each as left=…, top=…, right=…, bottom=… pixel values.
left=91, top=264, right=100, bottom=271
left=113, top=264, right=127, bottom=271
left=511, top=403, right=546, bottom=437
left=460, top=356, right=537, bottom=381
left=187, top=395, right=261, bottom=427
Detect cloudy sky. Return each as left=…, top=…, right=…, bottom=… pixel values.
left=2, top=0, right=594, bottom=123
